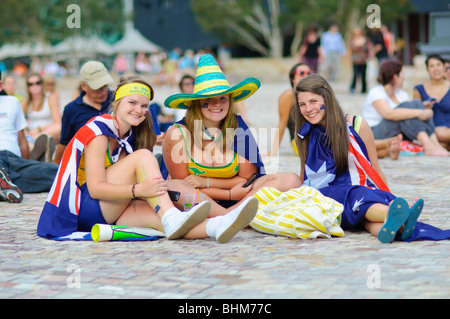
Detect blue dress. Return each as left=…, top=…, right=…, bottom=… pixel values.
left=299, top=121, right=450, bottom=241
left=414, top=84, right=450, bottom=128
left=298, top=121, right=396, bottom=229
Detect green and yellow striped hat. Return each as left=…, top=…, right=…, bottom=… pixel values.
left=164, top=54, right=261, bottom=109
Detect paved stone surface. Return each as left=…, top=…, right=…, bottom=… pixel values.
left=1, top=60, right=449, bottom=299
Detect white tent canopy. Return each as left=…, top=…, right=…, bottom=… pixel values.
left=0, top=41, right=53, bottom=60
left=111, top=28, right=162, bottom=54
left=53, top=35, right=113, bottom=56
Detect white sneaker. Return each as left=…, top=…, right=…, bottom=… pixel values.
left=208, top=197, right=259, bottom=243
left=162, top=201, right=211, bottom=240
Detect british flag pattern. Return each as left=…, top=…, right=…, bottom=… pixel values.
left=37, top=114, right=134, bottom=240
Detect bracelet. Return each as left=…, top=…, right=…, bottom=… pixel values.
left=206, top=177, right=210, bottom=189
left=131, top=183, right=137, bottom=199
left=228, top=189, right=231, bottom=201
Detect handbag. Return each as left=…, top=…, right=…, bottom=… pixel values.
left=250, top=186, right=344, bottom=239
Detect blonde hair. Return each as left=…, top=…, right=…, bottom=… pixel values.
left=111, top=74, right=156, bottom=151
left=24, top=73, right=45, bottom=113
left=184, top=94, right=238, bottom=150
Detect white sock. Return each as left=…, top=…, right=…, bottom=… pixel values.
left=160, top=207, right=182, bottom=225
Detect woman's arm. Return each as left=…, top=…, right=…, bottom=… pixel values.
left=48, top=93, right=62, bottom=125
left=413, top=87, right=435, bottom=109
left=372, top=99, right=433, bottom=122
left=162, top=124, right=191, bottom=180
left=18, top=129, right=30, bottom=159
left=269, top=90, right=294, bottom=155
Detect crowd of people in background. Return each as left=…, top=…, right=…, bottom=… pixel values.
left=1, top=22, right=449, bottom=212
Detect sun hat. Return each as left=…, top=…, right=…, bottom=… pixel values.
left=164, top=54, right=260, bottom=109
left=80, top=61, right=113, bottom=90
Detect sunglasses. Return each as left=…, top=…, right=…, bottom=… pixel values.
left=295, top=70, right=313, bottom=77
left=27, top=80, right=43, bottom=87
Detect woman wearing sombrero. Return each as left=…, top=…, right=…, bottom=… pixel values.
left=162, top=54, right=301, bottom=216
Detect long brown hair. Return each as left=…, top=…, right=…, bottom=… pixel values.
left=23, top=73, right=45, bottom=113
left=293, top=74, right=349, bottom=175
left=184, top=94, right=238, bottom=150
left=111, top=74, right=156, bottom=151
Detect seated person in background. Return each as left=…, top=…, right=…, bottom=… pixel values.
left=362, top=58, right=449, bottom=156
left=444, top=58, right=450, bottom=80
left=53, top=61, right=114, bottom=164
left=3, top=75, right=23, bottom=102
left=413, top=54, right=450, bottom=151
left=0, top=74, right=58, bottom=203
left=21, top=73, right=61, bottom=161
left=266, top=62, right=314, bottom=156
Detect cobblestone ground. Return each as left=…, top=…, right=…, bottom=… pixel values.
left=1, top=62, right=449, bottom=299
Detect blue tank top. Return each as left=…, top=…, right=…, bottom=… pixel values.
left=414, top=84, right=450, bottom=127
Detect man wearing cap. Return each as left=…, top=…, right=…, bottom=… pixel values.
left=53, top=61, right=114, bottom=164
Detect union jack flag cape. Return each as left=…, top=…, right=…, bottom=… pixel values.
left=37, top=115, right=136, bottom=240
left=298, top=121, right=450, bottom=241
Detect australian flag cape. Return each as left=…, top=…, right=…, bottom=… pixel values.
left=174, top=115, right=266, bottom=178
left=36, top=114, right=162, bottom=241
left=298, top=121, right=450, bottom=242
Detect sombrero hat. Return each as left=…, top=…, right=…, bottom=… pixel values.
left=164, top=54, right=260, bottom=109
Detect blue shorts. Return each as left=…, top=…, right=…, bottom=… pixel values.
left=78, top=184, right=108, bottom=231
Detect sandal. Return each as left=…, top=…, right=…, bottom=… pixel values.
left=401, top=199, right=424, bottom=241
left=377, top=197, right=410, bottom=243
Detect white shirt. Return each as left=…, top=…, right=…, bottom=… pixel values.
left=362, top=85, right=410, bottom=127
left=0, top=95, right=28, bottom=157
left=26, top=92, right=53, bottom=130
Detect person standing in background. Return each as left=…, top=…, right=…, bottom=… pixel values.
left=349, top=27, right=369, bottom=94
left=321, top=24, right=346, bottom=82
left=298, top=25, right=323, bottom=73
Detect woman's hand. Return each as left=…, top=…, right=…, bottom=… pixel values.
left=135, top=177, right=167, bottom=198
left=422, top=100, right=436, bottom=109
left=418, top=109, right=433, bottom=121
left=184, top=175, right=207, bottom=189
left=230, top=181, right=253, bottom=201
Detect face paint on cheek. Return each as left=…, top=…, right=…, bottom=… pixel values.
left=320, top=105, right=325, bottom=110
left=201, top=103, right=209, bottom=109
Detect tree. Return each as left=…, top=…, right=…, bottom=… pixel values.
left=0, top=0, right=124, bottom=45
left=191, top=0, right=284, bottom=58
left=191, top=0, right=411, bottom=58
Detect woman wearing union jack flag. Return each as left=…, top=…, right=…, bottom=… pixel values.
left=38, top=75, right=257, bottom=243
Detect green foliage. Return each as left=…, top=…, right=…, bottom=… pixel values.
left=0, top=0, right=124, bottom=45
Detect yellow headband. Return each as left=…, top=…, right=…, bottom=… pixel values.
left=114, top=83, right=152, bottom=101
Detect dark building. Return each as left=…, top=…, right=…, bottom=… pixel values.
left=134, top=0, right=219, bottom=52
left=393, top=0, right=450, bottom=63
